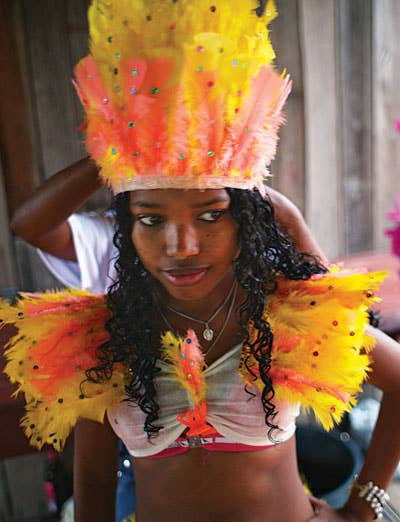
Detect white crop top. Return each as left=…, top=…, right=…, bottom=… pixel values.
left=107, top=344, right=299, bottom=458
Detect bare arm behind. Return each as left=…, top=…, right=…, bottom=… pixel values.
left=10, top=157, right=102, bottom=261
left=267, top=187, right=328, bottom=265
left=74, top=418, right=119, bottom=522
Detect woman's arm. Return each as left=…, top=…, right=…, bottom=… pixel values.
left=10, top=157, right=102, bottom=260
left=340, top=326, right=400, bottom=521
left=74, top=418, right=119, bottom=522
left=309, top=326, right=400, bottom=521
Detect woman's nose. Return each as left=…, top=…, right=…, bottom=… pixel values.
left=165, top=224, right=200, bottom=259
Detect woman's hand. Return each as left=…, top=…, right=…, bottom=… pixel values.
left=306, top=496, right=371, bottom=522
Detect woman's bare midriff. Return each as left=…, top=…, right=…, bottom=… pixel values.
left=132, top=435, right=314, bottom=522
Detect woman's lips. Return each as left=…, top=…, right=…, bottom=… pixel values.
left=161, top=267, right=209, bottom=287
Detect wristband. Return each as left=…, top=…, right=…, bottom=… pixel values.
left=351, top=475, right=389, bottom=520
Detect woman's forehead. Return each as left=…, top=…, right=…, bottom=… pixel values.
left=129, top=188, right=230, bottom=208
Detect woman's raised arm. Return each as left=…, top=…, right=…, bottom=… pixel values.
left=10, top=157, right=102, bottom=260
left=267, top=187, right=328, bottom=264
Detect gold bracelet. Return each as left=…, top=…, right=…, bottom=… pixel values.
left=351, top=475, right=390, bottom=520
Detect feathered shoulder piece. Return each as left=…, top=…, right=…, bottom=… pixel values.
left=0, top=290, right=124, bottom=451
left=239, top=268, right=388, bottom=430
left=0, top=269, right=388, bottom=450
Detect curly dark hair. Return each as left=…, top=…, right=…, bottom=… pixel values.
left=86, top=188, right=326, bottom=439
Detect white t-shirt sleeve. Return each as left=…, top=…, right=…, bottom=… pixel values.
left=37, top=212, right=117, bottom=293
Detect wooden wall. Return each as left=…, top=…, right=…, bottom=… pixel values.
left=0, top=0, right=399, bottom=290
left=271, top=0, right=400, bottom=260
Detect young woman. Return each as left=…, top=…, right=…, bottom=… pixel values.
left=2, top=1, right=400, bottom=521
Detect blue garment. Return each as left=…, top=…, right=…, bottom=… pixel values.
left=116, top=441, right=136, bottom=522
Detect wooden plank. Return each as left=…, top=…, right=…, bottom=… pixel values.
left=21, top=0, right=86, bottom=181
left=22, top=0, right=110, bottom=211
left=372, top=0, right=400, bottom=251
left=0, top=163, right=18, bottom=289
left=0, top=1, right=37, bottom=216
left=269, top=0, right=305, bottom=212
left=299, top=0, right=342, bottom=259
left=337, top=0, right=373, bottom=255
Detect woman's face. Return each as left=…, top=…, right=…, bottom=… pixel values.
left=129, top=188, right=239, bottom=302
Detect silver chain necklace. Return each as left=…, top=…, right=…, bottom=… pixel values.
left=163, top=280, right=237, bottom=341
left=158, top=281, right=238, bottom=356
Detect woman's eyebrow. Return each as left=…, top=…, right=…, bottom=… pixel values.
left=130, top=196, right=230, bottom=209
left=130, top=201, right=163, bottom=209
left=191, top=197, right=230, bottom=208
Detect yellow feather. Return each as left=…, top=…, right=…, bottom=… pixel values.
left=240, top=270, right=388, bottom=431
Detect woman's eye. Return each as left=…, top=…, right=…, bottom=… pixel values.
left=137, top=215, right=163, bottom=226
left=198, top=210, right=225, bottom=222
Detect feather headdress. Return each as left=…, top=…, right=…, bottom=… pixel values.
left=74, top=0, right=291, bottom=194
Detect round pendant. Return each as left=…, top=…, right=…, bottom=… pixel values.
left=203, top=327, right=214, bottom=342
